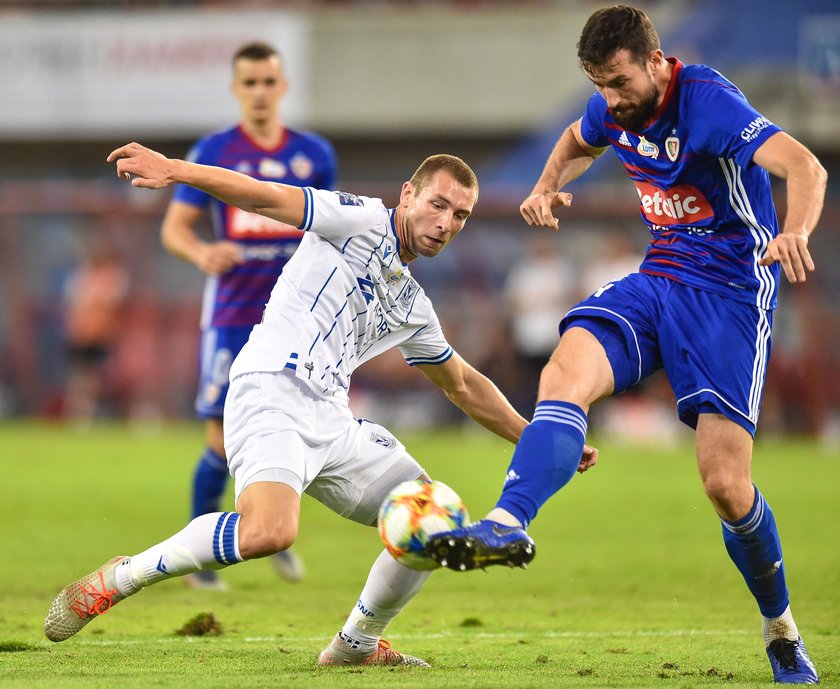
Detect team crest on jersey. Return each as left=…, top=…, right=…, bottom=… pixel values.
left=290, top=153, right=313, bottom=179
left=369, top=431, right=396, bottom=449
left=399, top=279, right=417, bottom=308
left=336, top=191, right=363, bottom=207
left=258, top=159, right=287, bottom=179
left=235, top=161, right=253, bottom=175
left=385, top=268, right=403, bottom=285
left=636, top=136, right=659, bottom=159
left=665, top=136, right=680, bottom=162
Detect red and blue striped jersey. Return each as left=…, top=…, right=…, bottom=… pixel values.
left=173, top=124, right=337, bottom=327
left=580, top=58, right=782, bottom=309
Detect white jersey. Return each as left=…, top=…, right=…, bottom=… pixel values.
left=229, top=187, right=453, bottom=402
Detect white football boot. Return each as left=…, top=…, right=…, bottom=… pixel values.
left=44, top=556, right=133, bottom=642
left=317, top=632, right=430, bottom=667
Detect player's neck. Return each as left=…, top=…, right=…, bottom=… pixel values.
left=241, top=120, right=285, bottom=149
left=393, top=207, right=416, bottom=263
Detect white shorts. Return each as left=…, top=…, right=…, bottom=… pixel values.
left=224, top=370, right=425, bottom=525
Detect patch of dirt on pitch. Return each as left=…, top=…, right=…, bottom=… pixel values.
left=175, top=612, right=223, bottom=637
left=459, top=617, right=483, bottom=627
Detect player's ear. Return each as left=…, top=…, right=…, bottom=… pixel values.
left=649, top=49, right=665, bottom=73
left=399, top=181, right=414, bottom=206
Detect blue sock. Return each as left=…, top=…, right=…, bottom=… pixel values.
left=495, top=400, right=587, bottom=527
left=721, top=487, right=789, bottom=618
left=191, top=448, right=229, bottom=520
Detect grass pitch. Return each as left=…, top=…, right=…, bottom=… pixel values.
left=0, top=422, right=838, bottom=688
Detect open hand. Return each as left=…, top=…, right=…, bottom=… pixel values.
left=106, top=142, right=175, bottom=189
left=758, top=233, right=814, bottom=283
left=520, top=191, right=574, bottom=231
left=577, top=444, right=598, bottom=473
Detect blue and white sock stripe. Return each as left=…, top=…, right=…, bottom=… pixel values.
left=532, top=401, right=588, bottom=441
left=213, top=512, right=242, bottom=565
left=722, top=490, right=766, bottom=535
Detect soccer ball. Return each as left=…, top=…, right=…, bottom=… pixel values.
left=378, top=479, right=470, bottom=570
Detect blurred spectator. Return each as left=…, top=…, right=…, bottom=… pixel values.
left=62, top=240, right=129, bottom=422
left=503, top=234, right=577, bottom=413
left=579, top=229, right=642, bottom=297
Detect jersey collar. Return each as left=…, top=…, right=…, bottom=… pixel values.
left=643, top=57, right=683, bottom=128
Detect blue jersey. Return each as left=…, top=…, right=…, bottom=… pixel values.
left=173, top=125, right=337, bottom=328
left=580, top=58, right=782, bottom=310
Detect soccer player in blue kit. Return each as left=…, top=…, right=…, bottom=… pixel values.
left=161, top=42, right=337, bottom=589
left=427, top=6, right=826, bottom=683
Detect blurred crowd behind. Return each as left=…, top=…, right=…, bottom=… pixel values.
left=1, top=0, right=838, bottom=443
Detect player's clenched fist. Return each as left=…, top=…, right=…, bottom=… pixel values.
left=519, top=191, right=574, bottom=231
left=106, top=143, right=177, bottom=189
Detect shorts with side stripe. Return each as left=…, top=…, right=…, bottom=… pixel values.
left=559, top=272, right=773, bottom=436
left=224, top=369, right=425, bottom=525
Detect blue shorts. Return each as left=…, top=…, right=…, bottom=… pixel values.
left=560, top=273, right=773, bottom=436
left=196, top=326, right=253, bottom=418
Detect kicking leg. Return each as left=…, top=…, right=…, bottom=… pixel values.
left=428, top=327, right=612, bottom=571
left=696, top=414, right=818, bottom=684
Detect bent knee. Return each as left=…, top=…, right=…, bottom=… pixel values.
left=238, top=518, right=298, bottom=559
left=701, top=473, right=754, bottom=520
left=538, top=358, right=611, bottom=407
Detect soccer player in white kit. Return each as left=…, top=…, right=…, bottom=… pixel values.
left=46, top=142, right=593, bottom=666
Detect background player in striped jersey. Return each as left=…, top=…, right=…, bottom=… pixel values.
left=161, top=41, right=337, bottom=589
left=46, top=142, right=597, bottom=665
left=428, top=5, right=826, bottom=683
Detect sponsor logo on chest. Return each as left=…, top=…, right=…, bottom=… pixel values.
left=634, top=181, right=714, bottom=226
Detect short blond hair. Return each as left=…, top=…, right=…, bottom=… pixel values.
left=410, top=154, right=479, bottom=199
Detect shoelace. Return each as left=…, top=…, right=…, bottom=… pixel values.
left=375, top=639, right=402, bottom=665
left=768, top=639, right=800, bottom=671
left=68, top=570, right=119, bottom=619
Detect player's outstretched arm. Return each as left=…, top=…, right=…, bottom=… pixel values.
left=519, top=119, right=605, bottom=231
left=417, top=354, right=599, bottom=471
left=107, top=142, right=306, bottom=228
left=417, top=353, right=527, bottom=444
left=754, top=131, right=827, bottom=283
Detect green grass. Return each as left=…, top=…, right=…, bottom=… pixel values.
left=0, top=422, right=838, bottom=688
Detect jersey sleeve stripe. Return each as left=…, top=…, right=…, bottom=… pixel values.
left=405, top=347, right=454, bottom=367
left=299, top=187, right=314, bottom=231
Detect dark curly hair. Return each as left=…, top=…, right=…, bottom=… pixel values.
left=577, top=5, right=660, bottom=74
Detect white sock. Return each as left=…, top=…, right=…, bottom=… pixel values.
left=485, top=507, right=522, bottom=527
left=115, top=512, right=242, bottom=593
left=762, top=604, right=800, bottom=646
left=339, top=549, right=432, bottom=653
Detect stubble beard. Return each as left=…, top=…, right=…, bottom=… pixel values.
left=610, top=84, right=659, bottom=133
